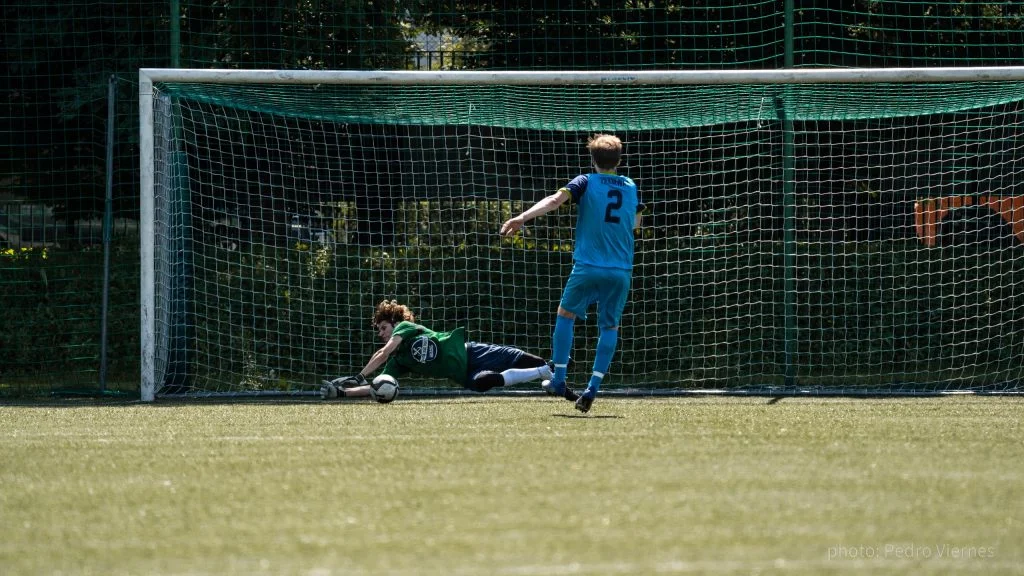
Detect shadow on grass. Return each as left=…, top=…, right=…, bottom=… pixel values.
left=552, top=413, right=623, bottom=419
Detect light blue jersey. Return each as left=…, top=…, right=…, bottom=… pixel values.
left=546, top=163, right=641, bottom=401
left=564, top=173, right=640, bottom=271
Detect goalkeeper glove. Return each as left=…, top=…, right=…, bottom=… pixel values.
left=320, top=381, right=343, bottom=400
left=335, top=374, right=367, bottom=388
left=320, top=374, right=368, bottom=399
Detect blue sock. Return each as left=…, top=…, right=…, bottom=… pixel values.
left=587, top=328, right=618, bottom=394
left=550, top=315, right=575, bottom=385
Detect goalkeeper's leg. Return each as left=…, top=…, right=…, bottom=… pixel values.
left=463, top=347, right=558, bottom=392
left=467, top=366, right=553, bottom=392
left=501, top=351, right=553, bottom=385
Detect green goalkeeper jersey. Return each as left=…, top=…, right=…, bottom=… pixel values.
left=382, top=321, right=468, bottom=385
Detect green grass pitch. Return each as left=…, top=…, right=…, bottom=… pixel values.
left=1, top=396, right=1021, bottom=575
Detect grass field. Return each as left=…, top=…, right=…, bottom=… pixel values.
left=1, top=396, right=1021, bottom=575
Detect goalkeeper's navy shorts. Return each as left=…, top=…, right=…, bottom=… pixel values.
left=465, top=342, right=525, bottom=383
left=559, top=262, right=632, bottom=328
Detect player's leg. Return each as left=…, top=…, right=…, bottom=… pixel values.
left=548, top=265, right=593, bottom=394
left=510, top=351, right=546, bottom=369
left=549, top=308, right=575, bottom=387
left=512, top=350, right=579, bottom=401
left=466, top=371, right=504, bottom=392
left=498, top=349, right=553, bottom=385
left=584, top=326, right=619, bottom=395
left=543, top=310, right=582, bottom=401
left=574, top=326, right=617, bottom=413
left=576, top=268, right=631, bottom=413
left=465, top=343, right=551, bottom=391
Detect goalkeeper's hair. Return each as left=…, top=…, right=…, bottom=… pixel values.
left=588, top=133, right=622, bottom=171
left=373, top=299, right=416, bottom=326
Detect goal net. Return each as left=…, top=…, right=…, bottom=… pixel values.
left=140, top=68, right=1024, bottom=400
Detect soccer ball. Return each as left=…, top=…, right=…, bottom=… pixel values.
left=370, top=374, right=399, bottom=404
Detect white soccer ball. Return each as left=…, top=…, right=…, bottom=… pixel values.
left=370, top=374, right=399, bottom=404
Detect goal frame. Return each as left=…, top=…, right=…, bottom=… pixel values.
left=139, top=66, right=1024, bottom=401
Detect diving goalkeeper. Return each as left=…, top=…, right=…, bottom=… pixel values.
left=321, top=299, right=567, bottom=399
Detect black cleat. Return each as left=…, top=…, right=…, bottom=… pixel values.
left=542, top=379, right=580, bottom=402
left=575, top=392, right=595, bottom=414
left=544, top=358, right=578, bottom=402
left=563, top=385, right=580, bottom=402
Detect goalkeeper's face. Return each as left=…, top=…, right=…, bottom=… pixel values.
left=376, top=321, right=395, bottom=342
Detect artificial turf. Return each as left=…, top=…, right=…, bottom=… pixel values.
left=1, top=396, right=1021, bottom=575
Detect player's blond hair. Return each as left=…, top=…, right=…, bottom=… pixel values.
left=588, top=133, right=623, bottom=171
left=372, top=299, right=415, bottom=326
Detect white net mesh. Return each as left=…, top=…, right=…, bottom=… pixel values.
left=148, top=78, right=1024, bottom=396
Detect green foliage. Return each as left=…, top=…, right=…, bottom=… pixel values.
left=178, top=0, right=417, bottom=70
left=1, top=2, right=164, bottom=215
left=419, top=1, right=1024, bottom=70
left=0, top=243, right=140, bottom=393
left=5, top=201, right=1024, bottom=396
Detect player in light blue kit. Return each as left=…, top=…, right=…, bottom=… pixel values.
left=500, top=134, right=644, bottom=413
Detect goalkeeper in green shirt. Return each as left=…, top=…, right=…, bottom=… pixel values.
left=321, top=299, right=564, bottom=399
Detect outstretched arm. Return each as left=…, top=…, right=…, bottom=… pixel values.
left=325, top=335, right=403, bottom=398
left=500, top=189, right=570, bottom=237
left=360, top=335, right=403, bottom=378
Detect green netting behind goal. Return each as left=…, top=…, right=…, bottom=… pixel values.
left=159, top=82, right=1024, bottom=126
left=148, top=78, right=1024, bottom=397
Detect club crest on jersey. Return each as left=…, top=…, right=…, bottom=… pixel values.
left=411, top=335, right=438, bottom=363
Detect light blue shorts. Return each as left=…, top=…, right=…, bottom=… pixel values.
left=559, top=262, right=632, bottom=329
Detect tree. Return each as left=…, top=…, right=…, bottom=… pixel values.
left=0, top=2, right=169, bottom=231
left=178, top=0, right=415, bottom=69
left=414, top=0, right=787, bottom=70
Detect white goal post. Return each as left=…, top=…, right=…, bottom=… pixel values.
left=140, top=67, right=1024, bottom=401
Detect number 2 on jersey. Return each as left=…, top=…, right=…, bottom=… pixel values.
left=604, top=188, right=623, bottom=224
